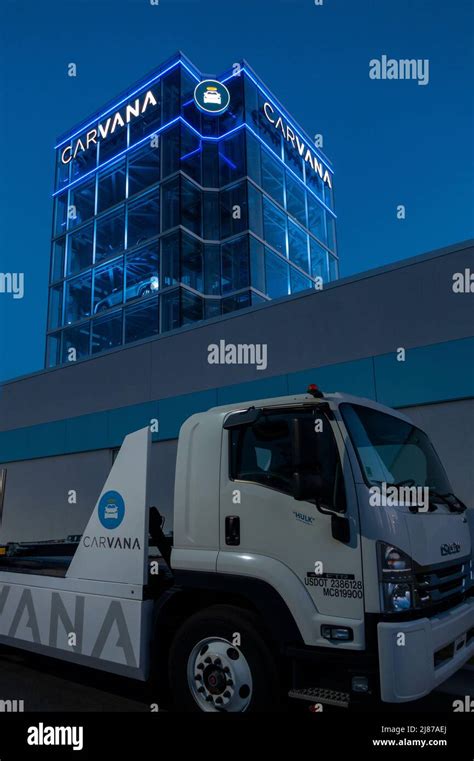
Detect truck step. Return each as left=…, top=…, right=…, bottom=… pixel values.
left=288, top=687, right=350, bottom=708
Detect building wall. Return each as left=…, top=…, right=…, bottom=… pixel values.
left=0, top=242, right=472, bottom=544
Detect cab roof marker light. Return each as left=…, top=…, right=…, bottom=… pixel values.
left=55, top=59, right=200, bottom=149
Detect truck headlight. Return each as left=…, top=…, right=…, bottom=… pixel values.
left=383, top=582, right=412, bottom=612
left=378, top=542, right=415, bottom=613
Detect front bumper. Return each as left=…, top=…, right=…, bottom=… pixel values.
left=378, top=596, right=474, bottom=702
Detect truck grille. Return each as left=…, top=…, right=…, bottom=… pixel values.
left=414, top=559, right=470, bottom=609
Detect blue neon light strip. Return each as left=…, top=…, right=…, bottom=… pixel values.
left=55, top=59, right=200, bottom=149
left=219, top=152, right=237, bottom=170
left=180, top=144, right=202, bottom=161
left=53, top=116, right=336, bottom=220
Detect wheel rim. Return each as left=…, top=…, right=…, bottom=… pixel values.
left=187, top=637, right=253, bottom=712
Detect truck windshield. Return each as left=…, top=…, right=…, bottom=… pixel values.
left=340, top=404, right=452, bottom=492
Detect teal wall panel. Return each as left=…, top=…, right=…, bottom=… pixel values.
left=0, top=339, right=471, bottom=463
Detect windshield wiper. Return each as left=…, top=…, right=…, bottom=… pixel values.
left=429, top=489, right=467, bottom=513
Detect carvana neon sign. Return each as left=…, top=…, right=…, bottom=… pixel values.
left=61, top=89, right=158, bottom=165
left=263, top=102, right=332, bottom=189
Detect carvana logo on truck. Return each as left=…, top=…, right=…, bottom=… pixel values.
left=98, top=491, right=125, bottom=529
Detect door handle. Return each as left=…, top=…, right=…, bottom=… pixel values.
left=225, top=515, right=240, bottom=546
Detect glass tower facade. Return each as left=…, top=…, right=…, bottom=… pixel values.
left=46, top=52, right=338, bottom=367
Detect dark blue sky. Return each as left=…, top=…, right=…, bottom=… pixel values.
left=0, top=0, right=472, bottom=382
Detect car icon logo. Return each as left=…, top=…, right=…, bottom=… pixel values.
left=104, top=504, right=119, bottom=519
left=203, top=86, right=222, bottom=105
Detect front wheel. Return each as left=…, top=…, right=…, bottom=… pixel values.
left=168, top=605, right=280, bottom=712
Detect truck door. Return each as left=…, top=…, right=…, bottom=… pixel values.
left=218, top=406, right=364, bottom=624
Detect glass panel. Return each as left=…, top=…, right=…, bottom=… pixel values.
left=205, top=299, right=221, bottom=319
left=91, top=310, right=123, bottom=354
left=46, top=333, right=61, bottom=368
left=99, top=127, right=127, bottom=166
left=97, top=161, right=126, bottom=213
left=162, top=67, right=180, bottom=123
left=248, top=183, right=263, bottom=239
left=125, top=245, right=159, bottom=303
left=261, top=148, right=284, bottom=206
left=181, top=290, right=203, bottom=325
left=250, top=236, right=265, bottom=293
left=161, top=178, right=180, bottom=232
left=283, top=137, right=303, bottom=179
left=161, top=288, right=180, bottom=332
left=161, top=125, right=180, bottom=180
left=161, top=233, right=180, bottom=288
left=221, top=236, right=249, bottom=294
left=180, top=127, right=201, bottom=184
left=288, top=221, right=309, bottom=272
left=255, top=91, right=282, bottom=155
left=69, top=179, right=95, bottom=227
left=290, top=266, right=312, bottom=294
left=54, top=194, right=68, bottom=237
left=124, top=297, right=159, bottom=343
left=128, top=144, right=160, bottom=197
left=203, top=191, right=220, bottom=240
left=95, top=207, right=125, bottom=262
left=61, top=322, right=90, bottom=362
left=219, top=130, right=246, bottom=187
left=263, top=197, right=287, bottom=256
left=204, top=244, right=220, bottom=295
left=64, top=271, right=92, bottom=324
left=219, top=75, right=244, bottom=135
left=202, top=142, right=219, bottom=187
left=307, top=193, right=326, bottom=244
left=306, top=167, right=324, bottom=201
left=51, top=238, right=65, bottom=282
left=93, top=258, right=124, bottom=315
left=326, top=214, right=336, bottom=252
left=324, top=180, right=334, bottom=210
left=221, top=292, right=251, bottom=314
left=329, top=254, right=339, bottom=280
left=181, top=178, right=202, bottom=236
left=285, top=172, right=306, bottom=228
left=66, top=223, right=94, bottom=275
left=48, top=284, right=63, bottom=330
left=265, top=249, right=289, bottom=299
left=220, top=182, right=247, bottom=239
left=181, top=234, right=204, bottom=292
left=70, top=138, right=98, bottom=184
left=244, top=75, right=259, bottom=127
left=245, top=131, right=261, bottom=185
left=127, top=190, right=160, bottom=248
left=55, top=150, right=70, bottom=191
left=310, top=239, right=329, bottom=283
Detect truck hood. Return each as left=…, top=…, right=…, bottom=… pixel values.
left=358, top=484, right=472, bottom=567
left=404, top=511, right=471, bottom=567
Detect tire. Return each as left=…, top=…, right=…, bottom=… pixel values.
left=168, top=605, right=280, bottom=713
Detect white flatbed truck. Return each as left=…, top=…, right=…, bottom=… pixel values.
left=0, top=387, right=472, bottom=712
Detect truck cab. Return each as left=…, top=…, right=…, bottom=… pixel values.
left=168, top=388, right=473, bottom=710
